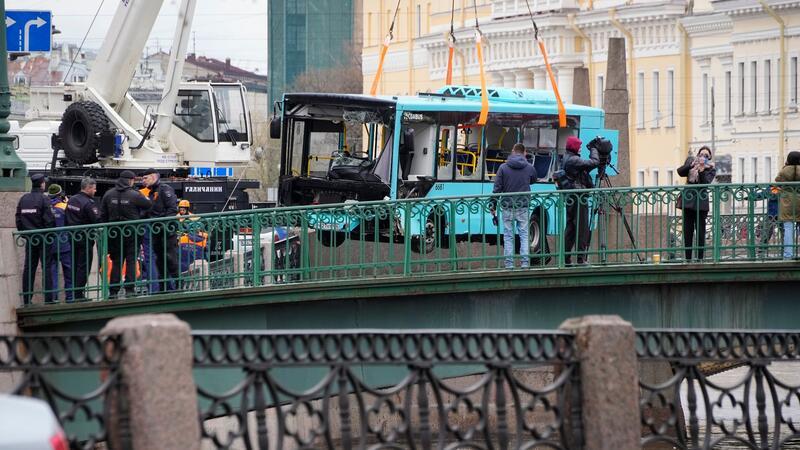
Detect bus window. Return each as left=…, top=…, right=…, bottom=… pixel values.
left=399, top=123, right=436, bottom=181
left=289, top=120, right=305, bottom=176
left=437, top=126, right=456, bottom=181
left=373, top=127, right=393, bottom=185
left=484, top=123, right=518, bottom=180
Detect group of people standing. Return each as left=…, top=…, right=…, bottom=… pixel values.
left=16, top=169, right=185, bottom=304
left=491, top=137, right=800, bottom=267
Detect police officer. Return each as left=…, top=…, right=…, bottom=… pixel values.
left=15, top=173, right=56, bottom=304
left=100, top=171, right=152, bottom=299
left=66, top=177, right=102, bottom=301
left=562, top=136, right=599, bottom=266
left=141, top=168, right=179, bottom=292
left=47, top=184, right=74, bottom=302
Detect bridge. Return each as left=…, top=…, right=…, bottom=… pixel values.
left=12, top=182, right=800, bottom=333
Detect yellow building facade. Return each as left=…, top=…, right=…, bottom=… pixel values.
left=363, top=0, right=696, bottom=186
left=683, top=0, right=800, bottom=185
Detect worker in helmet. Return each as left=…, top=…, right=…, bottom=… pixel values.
left=138, top=185, right=159, bottom=295
left=176, top=199, right=209, bottom=273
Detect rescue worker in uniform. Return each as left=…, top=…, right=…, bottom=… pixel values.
left=66, top=177, right=101, bottom=301
left=138, top=185, right=160, bottom=294
left=16, top=173, right=56, bottom=304
left=177, top=199, right=209, bottom=273
left=100, top=171, right=152, bottom=299
left=141, top=169, right=179, bottom=291
left=47, top=184, right=73, bottom=302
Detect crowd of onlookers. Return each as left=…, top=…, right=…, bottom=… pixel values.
left=15, top=170, right=208, bottom=304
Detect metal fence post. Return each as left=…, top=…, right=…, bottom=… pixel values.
left=560, top=315, right=640, bottom=450
left=100, top=314, right=200, bottom=450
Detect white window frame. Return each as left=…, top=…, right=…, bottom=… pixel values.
left=750, top=61, right=758, bottom=115
left=791, top=56, right=798, bottom=107
left=652, top=169, right=660, bottom=186
left=667, top=170, right=674, bottom=186
left=667, top=69, right=675, bottom=127
left=764, top=59, right=771, bottom=113
left=702, top=73, right=709, bottom=124
left=637, top=170, right=645, bottom=187
left=765, top=156, right=773, bottom=182
left=738, top=61, right=745, bottom=116
left=724, top=70, right=732, bottom=123
left=652, top=71, right=660, bottom=128
left=596, top=75, right=604, bottom=108
left=751, top=156, right=759, bottom=183
left=637, top=72, right=645, bottom=129
left=739, top=157, right=746, bottom=184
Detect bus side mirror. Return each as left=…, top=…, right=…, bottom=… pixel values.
left=269, top=116, right=281, bottom=139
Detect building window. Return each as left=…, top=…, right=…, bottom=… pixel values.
left=751, top=157, right=758, bottom=183
left=764, top=60, right=771, bottom=113
left=738, top=62, right=745, bottom=115
left=702, top=73, right=709, bottom=124
left=637, top=72, right=645, bottom=129
left=724, top=70, right=732, bottom=123
left=637, top=170, right=645, bottom=187
left=652, top=169, right=660, bottom=186
left=792, top=56, right=798, bottom=107
left=750, top=61, right=758, bottom=114
left=667, top=70, right=675, bottom=127
left=652, top=71, right=660, bottom=128
left=739, top=157, right=746, bottom=184
left=667, top=170, right=674, bottom=186
left=416, top=4, right=421, bottom=37
left=596, top=75, right=604, bottom=108
left=765, top=156, right=772, bottom=181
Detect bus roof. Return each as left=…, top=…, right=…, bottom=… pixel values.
left=283, top=85, right=603, bottom=117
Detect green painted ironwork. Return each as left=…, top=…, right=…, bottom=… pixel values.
left=13, top=182, right=800, bottom=306
left=0, top=0, right=29, bottom=191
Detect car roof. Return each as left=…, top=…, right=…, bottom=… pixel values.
left=0, top=395, right=61, bottom=448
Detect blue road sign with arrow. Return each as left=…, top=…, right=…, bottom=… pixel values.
left=5, top=10, right=52, bottom=53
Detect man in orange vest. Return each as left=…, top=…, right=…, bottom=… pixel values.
left=177, top=200, right=208, bottom=272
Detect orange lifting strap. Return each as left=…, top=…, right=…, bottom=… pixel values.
left=472, top=1, right=489, bottom=125
left=370, top=0, right=402, bottom=96
left=538, top=38, right=567, bottom=128
left=524, top=0, right=566, bottom=128
left=445, top=0, right=456, bottom=85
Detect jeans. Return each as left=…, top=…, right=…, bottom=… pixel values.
left=502, top=206, right=529, bottom=269
left=784, top=221, right=800, bottom=259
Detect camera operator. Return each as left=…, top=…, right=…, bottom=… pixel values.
left=560, top=136, right=600, bottom=266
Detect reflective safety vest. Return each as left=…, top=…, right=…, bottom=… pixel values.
left=177, top=214, right=208, bottom=248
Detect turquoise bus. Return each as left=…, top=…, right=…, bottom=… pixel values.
left=273, top=85, right=618, bottom=257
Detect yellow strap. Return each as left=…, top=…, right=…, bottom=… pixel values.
left=370, top=35, right=392, bottom=96
left=445, top=40, right=455, bottom=85
left=476, top=31, right=489, bottom=126
left=538, top=37, right=566, bottom=128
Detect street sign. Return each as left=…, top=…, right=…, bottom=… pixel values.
left=5, top=10, right=52, bottom=53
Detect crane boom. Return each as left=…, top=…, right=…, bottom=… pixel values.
left=87, top=0, right=167, bottom=109
left=155, top=0, right=197, bottom=148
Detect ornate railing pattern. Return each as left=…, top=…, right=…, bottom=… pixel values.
left=0, top=334, right=126, bottom=449
left=13, top=182, right=800, bottom=305
left=192, top=330, right=582, bottom=449
left=637, top=330, right=800, bottom=449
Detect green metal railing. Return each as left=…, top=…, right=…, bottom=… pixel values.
left=13, top=182, right=800, bottom=306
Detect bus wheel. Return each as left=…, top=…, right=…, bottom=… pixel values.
left=318, top=231, right=346, bottom=247
left=411, top=213, right=445, bottom=254
left=529, top=210, right=551, bottom=265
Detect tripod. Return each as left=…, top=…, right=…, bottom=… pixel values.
left=591, top=163, right=643, bottom=263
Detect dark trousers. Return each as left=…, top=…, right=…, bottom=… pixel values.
left=564, top=193, right=591, bottom=263
left=48, top=250, right=73, bottom=302
left=152, top=233, right=179, bottom=291
left=683, top=208, right=709, bottom=260
left=72, top=239, right=94, bottom=300
left=22, top=241, right=54, bottom=304
left=108, top=236, right=137, bottom=296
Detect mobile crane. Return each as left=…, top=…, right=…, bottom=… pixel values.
left=13, top=0, right=260, bottom=213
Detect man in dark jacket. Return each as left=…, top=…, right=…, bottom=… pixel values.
left=66, top=177, right=101, bottom=300
left=16, top=173, right=56, bottom=304
left=562, top=136, right=599, bottom=265
left=100, top=171, right=152, bottom=298
left=141, top=168, right=179, bottom=291
left=492, top=143, right=538, bottom=269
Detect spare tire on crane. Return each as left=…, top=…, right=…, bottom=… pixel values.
left=58, top=100, right=111, bottom=165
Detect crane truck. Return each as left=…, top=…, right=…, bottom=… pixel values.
left=11, top=0, right=261, bottom=213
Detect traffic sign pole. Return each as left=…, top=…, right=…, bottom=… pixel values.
left=0, top=0, right=28, bottom=191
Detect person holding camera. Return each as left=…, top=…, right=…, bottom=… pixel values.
left=561, top=136, right=600, bottom=266
left=676, top=146, right=716, bottom=261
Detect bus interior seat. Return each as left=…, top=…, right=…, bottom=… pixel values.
left=533, top=152, right=553, bottom=180
left=485, top=146, right=505, bottom=178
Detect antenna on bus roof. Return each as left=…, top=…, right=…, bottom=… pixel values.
left=524, top=0, right=567, bottom=128
left=369, top=0, right=401, bottom=96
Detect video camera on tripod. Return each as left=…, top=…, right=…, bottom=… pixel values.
left=587, top=136, right=613, bottom=169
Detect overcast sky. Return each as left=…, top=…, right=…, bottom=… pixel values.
left=7, top=0, right=268, bottom=74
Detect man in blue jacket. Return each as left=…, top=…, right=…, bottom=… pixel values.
left=492, top=143, right=538, bottom=269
